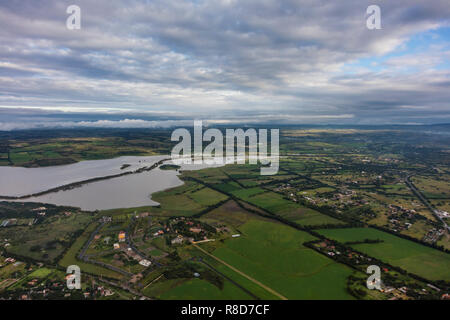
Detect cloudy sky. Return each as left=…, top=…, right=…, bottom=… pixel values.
left=0, top=0, right=449, bottom=129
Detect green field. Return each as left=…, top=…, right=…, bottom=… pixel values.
left=1, top=127, right=449, bottom=300
left=7, top=267, right=64, bottom=291
left=28, top=267, right=54, bottom=278
left=231, top=189, right=297, bottom=213
left=3, top=134, right=171, bottom=167
left=200, top=200, right=263, bottom=229
left=317, top=228, right=450, bottom=281
left=228, top=187, right=340, bottom=226
left=149, top=181, right=229, bottom=216
left=0, top=212, right=93, bottom=262
left=189, top=187, right=229, bottom=206
left=200, top=259, right=280, bottom=300
left=59, top=222, right=123, bottom=280
left=293, top=210, right=344, bottom=226
left=205, top=219, right=354, bottom=299
left=159, top=278, right=253, bottom=300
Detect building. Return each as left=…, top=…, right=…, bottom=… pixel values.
left=171, top=236, right=184, bottom=245
left=104, top=289, right=115, bottom=297
left=32, top=207, right=46, bottom=211
left=139, top=259, right=151, bottom=267
left=153, top=230, right=164, bottom=237
left=189, top=227, right=202, bottom=233
left=118, top=231, right=126, bottom=242
left=100, top=216, right=112, bottom=222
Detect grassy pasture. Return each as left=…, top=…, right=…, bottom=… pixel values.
left=317, top=228, right=450, bottom=281
left=204, top=219, right=354, bottom=299
left=188, top=187, right=229, bottom=206
left=293, top=209, right=344, bottom=226
left=0, top=258, right=26, bottom=281
left=4, top=135, right=169, bottom=167
left=215, top=182, right=242, bottom=193
left=0, top=212, right=93, bottom=262
left=230, top=187, right=341, bottom=226
left=149, top=181, right=229, bottom=216
left=159, top=278, right=253, bottom=300
left=411, top=175, right=450, bottom=199
left=230, top=189, right=299, bottom=215
left=198, top=256, right=280, bottom=300
left=230, top=187, right=267, bottom=199
left=200, top=200, right=262, bottom=229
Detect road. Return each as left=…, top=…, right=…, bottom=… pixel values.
left=127, top=216, right=163, bottom=267
left=78, top=221, right=106, bottom=260
left=76, top=220, right=153, bottom=299
left=193, top=244, right=288, bottom=300
left=78, top=221, right=134, bottom=277
left=405, top=175, right=449, bottom=232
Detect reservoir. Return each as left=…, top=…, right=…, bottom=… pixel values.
left=0, top=155, right=168, bottom=197
left=0, top=155, right=223, bottom=211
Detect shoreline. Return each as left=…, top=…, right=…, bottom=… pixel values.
left=0, top=158, right=170, bottom=201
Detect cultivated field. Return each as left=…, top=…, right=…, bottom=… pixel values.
left=202, top=219, right=355, bottom=299
left=317, top=228, right=450, bottom=281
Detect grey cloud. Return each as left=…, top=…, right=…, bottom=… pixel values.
left=0, top=0, right=449, bottom=125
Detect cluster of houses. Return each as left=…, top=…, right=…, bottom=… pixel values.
left=385, top=205, right=445, bottom=243
left=280, top=180, right=374, bottom=210
left=32, top=206, right=47, bottom=217
left=3, top=257, right=18, bottom=265
left=111, top=231, right=126, bottom=250
left=17, top=278, right=116, bottom=300
left=384, top=283, right=448, bottom=300
left=386, top=205, right=418, bottom=232
left=166, top=217, right=217, bottom=244
left=423, top=227, right=445, bottom=244
left=123, top=247, right=151, bottom=267
left=112, top=231, right=151, bottom=268
left=435, top=210, right=449, bottom=219
left=316, top=241, right=363, bottom=262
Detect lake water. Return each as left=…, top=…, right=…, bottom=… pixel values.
left=0, top=155, right=224, bottom=211
left=0, top=155, right=168, bottom=197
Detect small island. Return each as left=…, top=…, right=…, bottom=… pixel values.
left=159, top=164, right=181, bottom=171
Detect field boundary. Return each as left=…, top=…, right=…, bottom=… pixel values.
left=193, top=244, right=288, bottom=300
